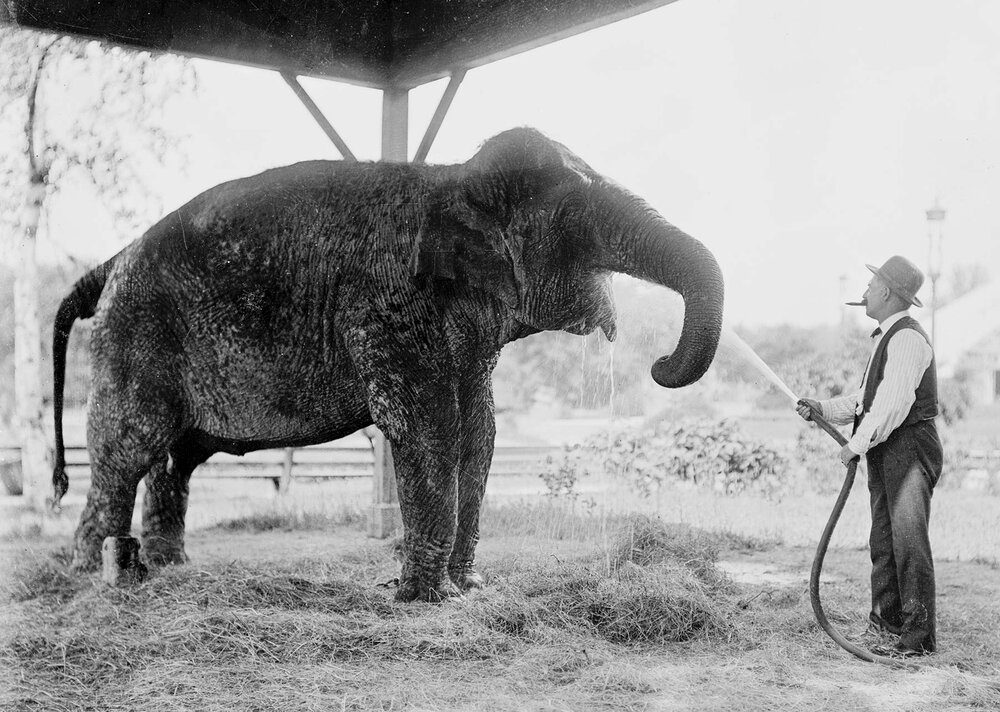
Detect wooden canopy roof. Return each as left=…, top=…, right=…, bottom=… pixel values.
left=1, top=0, right=677, bottom=90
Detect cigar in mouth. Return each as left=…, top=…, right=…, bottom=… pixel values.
left=844, top=299, right=868, bottom=306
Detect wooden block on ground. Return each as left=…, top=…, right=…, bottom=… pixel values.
left=101, top=536, right=148, bottom=586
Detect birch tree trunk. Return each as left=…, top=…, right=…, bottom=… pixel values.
left=14, top=43, right=54, bottom=511
left=14, top=176, right=49, bottom=510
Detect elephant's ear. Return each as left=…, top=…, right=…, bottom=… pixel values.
left=411, top=195, right=458, bottom=282
left=458, top=127, right=594, bottom=263
left=412, top=128, right=593, bottom=307
left=411, top=190, right=521, bottom=308
left=461, top=127, right=593, bottom=215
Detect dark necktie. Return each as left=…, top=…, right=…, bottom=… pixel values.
left=870, top=327, right=882, bottom=339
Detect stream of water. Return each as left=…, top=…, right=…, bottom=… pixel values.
left=719, top=326, right=800, bottom=406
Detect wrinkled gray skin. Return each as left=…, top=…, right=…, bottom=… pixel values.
left=52, top=128, right=724, bottom=601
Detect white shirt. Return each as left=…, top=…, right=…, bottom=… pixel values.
left=819, top=311, right=934, bottom=456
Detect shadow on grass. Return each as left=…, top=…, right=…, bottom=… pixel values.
left=211, top=504, right=366, bottom=533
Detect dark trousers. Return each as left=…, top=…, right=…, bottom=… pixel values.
left=865, top=420, right=943, bottom=652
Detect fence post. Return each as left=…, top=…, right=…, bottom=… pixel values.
left=365, top=427, right=401, bottom=538
left=278, top=447, right=294, bottom=494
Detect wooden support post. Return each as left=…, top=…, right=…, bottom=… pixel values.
left=278, top=447, right=294, bottom=494
left=414, top=70, right=466, bottom=163
left=365, top=86, right=410, bottom=539
left=366, top=427, right=401, bottom=538
left=381, top=86, right=409, bottom=162
left=280, top=71, right=357, bottom=161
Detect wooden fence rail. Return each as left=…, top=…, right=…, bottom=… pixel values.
left=0, top=443, right=559, bottom=495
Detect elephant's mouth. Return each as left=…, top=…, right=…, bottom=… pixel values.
left=564, top=312, right=617, bottom=341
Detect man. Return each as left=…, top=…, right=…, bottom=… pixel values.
left=796, top=255, right=943, bottom=656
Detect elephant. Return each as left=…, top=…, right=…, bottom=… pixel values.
left=51, top=127, right=724, bottom=602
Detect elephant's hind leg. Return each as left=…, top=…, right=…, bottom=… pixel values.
left=73, top=473, right=145, bottom=572
left=73, top=446, right=165, bottom=572
left=72, top=387, right=181, bottom=571
left=141, top=435, right=212, bottom=566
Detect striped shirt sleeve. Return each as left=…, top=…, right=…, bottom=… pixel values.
left=819, top=391, right=861, bottom=426
left=848, top=329, right=933, bottom=455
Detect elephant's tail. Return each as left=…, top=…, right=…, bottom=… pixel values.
left=52, top=256, right=118, bottom=508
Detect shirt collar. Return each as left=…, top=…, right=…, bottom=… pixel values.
left=876, top=310, right=910, bottom=334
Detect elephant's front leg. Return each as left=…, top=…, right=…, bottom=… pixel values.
left=346, top=309, right=466, bottom=602
left=388, top=395, right=463, bottom=602
left=449, top=362, right=498, bottom=591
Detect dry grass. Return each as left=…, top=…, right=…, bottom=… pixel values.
left=3, top=463, right=1000, bottom=711
left=3, top=503, right=999, bottom=712
left=1, top=516, right=742, bottom=711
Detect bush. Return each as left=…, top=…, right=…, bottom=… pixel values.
left=541, top=418, right=787, bottom=499
left=790, top=426, right=849, bottom=495
left=938, top=376, right=974, bottom=426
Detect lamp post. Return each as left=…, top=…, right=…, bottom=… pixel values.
left=925, top=200, right=946, bottom=351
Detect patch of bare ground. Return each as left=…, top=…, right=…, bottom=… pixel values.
left=2, top=507, right=999, bottom=712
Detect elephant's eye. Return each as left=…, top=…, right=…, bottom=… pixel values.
left=554, top=197, right=592, bottom=248
left=553, top=189, right=587, bottom=221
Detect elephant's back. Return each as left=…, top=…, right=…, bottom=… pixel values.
left=92, top=159, right=441, bottom=364
left=184, top=160, right=431, bottom=235
left=139, top=160, right=437, bottom=268
left=101, top=159, right=431, bottom=371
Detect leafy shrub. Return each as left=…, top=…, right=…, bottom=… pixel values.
left=790, top=426, right=850, bottom=495
left=938, top=376, right=974, bottom=426
left=541, top=418, right=787, bottom=499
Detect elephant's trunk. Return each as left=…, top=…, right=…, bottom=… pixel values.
left=591, top=185, right=724, bottom=388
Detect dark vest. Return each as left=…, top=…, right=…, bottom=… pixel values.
left=853, top=316, right=938, bottom=435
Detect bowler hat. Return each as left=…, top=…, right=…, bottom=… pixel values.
left=866, top=255, right=924, bottom=307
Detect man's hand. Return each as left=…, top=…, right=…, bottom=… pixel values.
left=840, top=443, right=860, bottom=467
left=796, top=398, right=821, bottom=421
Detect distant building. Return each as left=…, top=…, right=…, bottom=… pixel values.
left=918, top=281, right=1000, bottom=405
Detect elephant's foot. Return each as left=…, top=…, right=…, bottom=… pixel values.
left=73, top=488, right=139, bottom=573
left=395, top=573, right=462, bottom=603
left=449, top=563, right=484, bottom=591
left=395, top=548, right=463, bottom=602
left=70, top=539, right=103, bottom=572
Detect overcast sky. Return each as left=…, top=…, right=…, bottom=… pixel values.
left=42, top=0, right=1000, bottom=328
